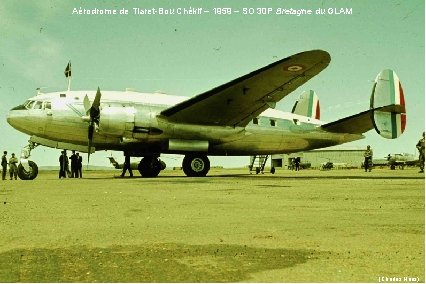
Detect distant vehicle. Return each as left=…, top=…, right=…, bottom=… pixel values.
left=320, top=162, right=333, bottom=170
left=373, top=153, right=418, bottom=169
left=386, top=153, right=418, bottom=170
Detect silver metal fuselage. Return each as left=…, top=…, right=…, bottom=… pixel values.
left=7, top=90, right=363, bottom=156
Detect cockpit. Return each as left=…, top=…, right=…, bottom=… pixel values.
left=11, top=100, right=51, bottom=111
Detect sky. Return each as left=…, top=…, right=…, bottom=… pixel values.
left=0, top=0, right=424, bottom=168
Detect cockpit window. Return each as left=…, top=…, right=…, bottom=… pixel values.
left=34, top=101, right=43, bottom=109
left=25, top=101, right=35, bottom=109
left=44, top=102, right=51, bottom=110
left=21, top=100, right=49, bottom=110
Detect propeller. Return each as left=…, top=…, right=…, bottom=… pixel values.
left=83, top=87, right=102, bottom=163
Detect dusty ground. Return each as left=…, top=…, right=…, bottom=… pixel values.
left=0, top=168, right=424, bottom=282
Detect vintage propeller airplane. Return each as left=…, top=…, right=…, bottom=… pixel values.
left=7, top=50, right=406, bottom=179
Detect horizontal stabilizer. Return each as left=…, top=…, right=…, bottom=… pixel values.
left=321, top=109, right=373, bottom=134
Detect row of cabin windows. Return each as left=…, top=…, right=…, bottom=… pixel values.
left=253, top=117, right=277, bottom=127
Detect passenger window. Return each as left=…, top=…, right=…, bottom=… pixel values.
left=270, top=119, right=277, bottom=127
left=253, top=118, right=259, bottom=125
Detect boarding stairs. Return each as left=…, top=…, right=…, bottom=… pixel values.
left=249, top=155, right=269, bottom=174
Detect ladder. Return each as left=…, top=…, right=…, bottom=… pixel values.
left=249, top=155, right=269, bottom=174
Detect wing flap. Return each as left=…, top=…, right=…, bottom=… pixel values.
left=161, top=50, right=330, bottom=126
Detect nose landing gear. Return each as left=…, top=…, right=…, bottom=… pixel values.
left=17, top=141, right=39, bottom=180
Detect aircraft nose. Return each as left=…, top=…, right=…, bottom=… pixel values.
left=7, top=106, right=31, bottom=133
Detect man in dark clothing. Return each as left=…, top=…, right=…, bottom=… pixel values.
left=1, top=151, right=7, bottom=180
left=76, top=152, right=83, bottom=178
left=69, top=151, right=78, bottom=178
left=294, top=157, right=301, bottom=171
left=416, top=132, right=425, bottom=173
left=121, top=154, right=133, bottom=177
left=59, top=151, right=68, bottom=178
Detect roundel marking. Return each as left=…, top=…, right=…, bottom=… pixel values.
left=286, top=65, right=304, bottom=72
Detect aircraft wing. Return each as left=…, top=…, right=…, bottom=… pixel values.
left=160, top=50, right=331, bottom=127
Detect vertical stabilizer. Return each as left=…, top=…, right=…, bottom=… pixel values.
left=291, top=90, right=320, bottom=119
left=371, top=69, right=406, bottom=139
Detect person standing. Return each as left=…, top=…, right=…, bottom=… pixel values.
left=69, top=151, right=78, bottom=178
left=1, top=151, right=7, bottom=180
left=120, top=154, right=133, bottom=177
left=76, top=152, right=83, bottom=178
left=416, top=132, right=425, bottom=173
left=9, top=153, right=18, bottom=180
left=59, top=151, right=68, bottom=179
left=294, top=157, right=301, bottom=171
left=363, top=145, right=373, bottom=172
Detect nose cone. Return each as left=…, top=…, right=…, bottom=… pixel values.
left=7, top=106, right=36, bottom=135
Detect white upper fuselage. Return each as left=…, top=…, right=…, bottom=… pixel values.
left=7, top=90, right=363, bottom=156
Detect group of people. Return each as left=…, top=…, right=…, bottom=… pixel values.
left=1, top=151, right=19, bottom=180
left=59, top=150, right=83, bottom=178
left=289, top=157, right=301, bottom=171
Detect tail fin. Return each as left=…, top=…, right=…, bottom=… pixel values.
left=321, top=69, right=406, bottom=138
left=108, top=156, right=120, bottom=169
left=371, top=69, right=406, bottom=139
left=291, top=90, right=320, bottom=119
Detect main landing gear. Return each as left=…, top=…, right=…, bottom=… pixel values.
left=138, top=156, right=166, bottom=178
left=17, top=141, right=39, bottom=180
left=182, top=154, right=210, bottom=177
left=136, top=154, right=210, bottom=177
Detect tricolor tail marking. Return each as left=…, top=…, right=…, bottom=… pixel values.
left=371, top=69, right=406, bottom=139
left=292, top=90, right=320, bottom=119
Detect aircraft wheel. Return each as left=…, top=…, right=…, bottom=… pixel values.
left=17, top=160, right=38, bottom=180
left=138, top=157, right=162, bottom=178
left=182, top=154, right=210, bottom=177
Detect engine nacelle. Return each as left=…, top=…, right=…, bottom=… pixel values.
left=99, top=106, right=135, bottom=136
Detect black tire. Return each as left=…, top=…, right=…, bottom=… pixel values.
left=17, top=160, right=39, bottom=180
left=182, top=155, right=210, bottom=177
left=138, top=157, right=162, bottom=178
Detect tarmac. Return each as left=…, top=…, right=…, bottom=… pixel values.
left=0, top=167, right=424, bottom=282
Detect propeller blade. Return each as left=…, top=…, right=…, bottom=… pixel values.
left=90, top=87, right=101, bottom=120
left=83, top=94, right=91, bottom=114
left=86, top=87, right=102, bottom=165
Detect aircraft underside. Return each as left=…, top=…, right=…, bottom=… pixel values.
left=14, top=128, right=362, bottom=180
